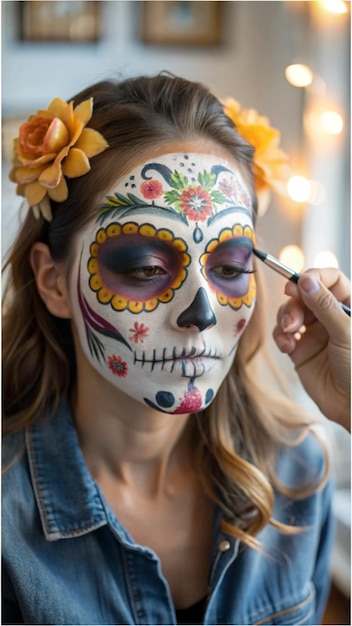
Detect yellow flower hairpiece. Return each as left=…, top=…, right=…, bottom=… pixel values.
left=222, top=98, right=291, bottom=197
left=9, top=97, right=109, bottom=221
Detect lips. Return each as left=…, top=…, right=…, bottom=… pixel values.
left=133, top=343, right=220, bottom=377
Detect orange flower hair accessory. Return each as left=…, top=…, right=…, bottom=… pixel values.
left=9, top=97, right=109, bottom=221
left=223, top=98, right=290, bottom=198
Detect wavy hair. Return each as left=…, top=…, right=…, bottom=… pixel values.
left=2, top=73, right=327, bottom=550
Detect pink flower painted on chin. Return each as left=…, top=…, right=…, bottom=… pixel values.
left=107, top=355, right=128, bottom=377
left=129, top=322, right=149, bottom=344
left=179, top=187, right=213, bottom=221
left=140, top=180, right=163, bottom=199
left=172, top=387, right=203, bottom=414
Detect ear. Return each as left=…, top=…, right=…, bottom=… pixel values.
left=30, top=242, right=72, bottom=319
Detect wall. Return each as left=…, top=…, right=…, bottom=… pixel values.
left=2, top=0, right=304, bottom=306
left=2, top=1, right=350, bottom=353
left=2, top=0, right=349, bottom=388
left=2, top=0, right=351, bottom=594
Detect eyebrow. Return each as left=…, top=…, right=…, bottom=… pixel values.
left=95, top=202, right=188, bottom=226
left=99, top=237, right=178, bottom=271
left=212, top=237, right=254, bottom=252
left=207, top=205, right=253, bottom=225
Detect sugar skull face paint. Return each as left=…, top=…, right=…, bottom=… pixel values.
left=70, top=153, right=256, bottom=414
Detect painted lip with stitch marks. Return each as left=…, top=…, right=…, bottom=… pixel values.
left=133, top=344, right=221, bottom=377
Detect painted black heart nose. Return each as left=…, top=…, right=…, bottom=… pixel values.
left=177, top=287, right=217, bottom=332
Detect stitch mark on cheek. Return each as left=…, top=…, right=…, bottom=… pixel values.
left=133, top=342, right=219, bottom=377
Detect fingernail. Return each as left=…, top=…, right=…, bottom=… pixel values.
left=281, top=314, right=295, bottom=332
left=299, top=275, right=320, bottom=295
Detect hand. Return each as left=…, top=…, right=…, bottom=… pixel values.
left=273, top=268, right=351, bottom=431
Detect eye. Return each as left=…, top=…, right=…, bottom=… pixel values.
left=211, top=264, right=251, bottom=279
left=96, top=233, right=182, bottom=301
left=129, top=266, right=167, bottom=280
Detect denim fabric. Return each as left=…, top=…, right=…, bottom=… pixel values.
left=2, top=401, right=334, bottom=625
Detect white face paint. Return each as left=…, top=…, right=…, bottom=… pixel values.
left=70, top=153, right=256, bottom=414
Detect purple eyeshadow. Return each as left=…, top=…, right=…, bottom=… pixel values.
left=97, top=234, right=180, bottom=300
left=205, top=237, right=253, bottom=298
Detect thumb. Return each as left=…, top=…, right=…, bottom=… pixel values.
left=298, top=273, right=347, bottom=337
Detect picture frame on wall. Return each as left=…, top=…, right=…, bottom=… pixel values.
left=140, top=1, right=223, bottom=47
left=20, top=1, right=102, bottom=43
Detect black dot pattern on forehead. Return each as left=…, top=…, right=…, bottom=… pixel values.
left=125, top=174, right=136, bottom=189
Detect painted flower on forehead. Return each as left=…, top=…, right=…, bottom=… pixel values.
left=9, top=97, right=109, bottom=221
left=140, top=180, right=163, bottom=200
left=222, top=98, right=290, bottom=197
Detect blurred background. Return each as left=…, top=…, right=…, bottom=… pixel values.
left=2, top=0, right=350, bottom=619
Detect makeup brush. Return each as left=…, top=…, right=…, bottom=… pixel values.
left=253, top=248, right=351, bottom=317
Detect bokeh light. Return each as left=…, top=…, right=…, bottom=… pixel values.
left=285, top=64, right=314, bottom=88
left=314, top=250, right=339, bottom=268
left=287, top=176, right=312, bottom=203
left=320, top=110, right=344, bottom=134
left=279, top=245, right=305, bottom=273
left=321, top=0, right=349, bottom=14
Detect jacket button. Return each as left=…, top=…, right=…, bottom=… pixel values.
left=218, top=539, right=231, bottom=552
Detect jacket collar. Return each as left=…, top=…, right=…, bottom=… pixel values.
left=26, top=400, right=111, bottom=542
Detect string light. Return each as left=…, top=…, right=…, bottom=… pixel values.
left=314, top=250, right=339, bottom=268
left=285, top=64, right=314, bottom=88
left=320, top=110, right=344, bottom=134
left=279, top=245, right=305, bottom=273
left=321, top=0, right=349, bottom=14
left=287, top=176, right=312, bottom=203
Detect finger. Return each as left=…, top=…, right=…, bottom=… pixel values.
left=278, top=300, right=305, bottom=333
left=284, top=268, right=350, bottom=305
left=305, top=267, right=351, bottom=305
left=272, top=325, right=297, bottom=354
left=276, top=297, right=315, bottom=333
left=297, top=273, right=350, bottom=342
left=284, top=281, right=299, bottom=299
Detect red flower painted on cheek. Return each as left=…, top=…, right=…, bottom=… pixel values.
left=107, top=355, right=128, bottom=377
left=129, top=322, right=149, bottom=344
left=140, top=180, right=163, bottom=199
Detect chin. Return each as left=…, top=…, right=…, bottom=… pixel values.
left=143, top=381, right=215, bottom=414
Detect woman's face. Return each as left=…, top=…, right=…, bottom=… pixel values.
left=69, top=149, right=256, bottom=414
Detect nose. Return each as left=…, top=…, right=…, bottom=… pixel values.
left=177, top=287, right=217, bottom=332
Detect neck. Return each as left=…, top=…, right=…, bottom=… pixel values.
left=70, top=363, right=194, bottom=496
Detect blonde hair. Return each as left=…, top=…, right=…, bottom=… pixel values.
left=3, top=73, right=328, bottom=550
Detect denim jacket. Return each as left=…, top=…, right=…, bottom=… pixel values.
left=2, top=401, right=333, bottom=625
